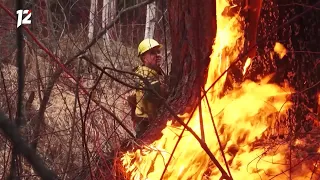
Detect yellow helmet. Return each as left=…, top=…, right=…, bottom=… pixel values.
left=138, top=38, right=161, bottom=56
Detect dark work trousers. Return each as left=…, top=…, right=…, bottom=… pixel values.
left=135, top=117, right=150, bottom=138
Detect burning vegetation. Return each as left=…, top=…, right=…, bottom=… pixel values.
left=120, top=1, right=320, bottom=179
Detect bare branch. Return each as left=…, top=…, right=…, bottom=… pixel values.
left=0, top=112, right=58, bottom=180
left=0, top=0, right=153, bottom=142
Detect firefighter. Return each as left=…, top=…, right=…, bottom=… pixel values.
left=129, top=38, right=168, bottom=138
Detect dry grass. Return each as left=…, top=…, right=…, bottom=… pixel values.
left=0, top=34, right=145, bottom=179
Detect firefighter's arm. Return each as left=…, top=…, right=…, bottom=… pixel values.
left=145, top=74, right=169, bottom=100
left=144, top=79, right=161, bottom=101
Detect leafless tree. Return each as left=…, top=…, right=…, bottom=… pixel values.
left=144, top=1, right=156, bottom=38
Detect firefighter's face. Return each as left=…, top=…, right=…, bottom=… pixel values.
left=142, top=47, right=161, bottom=68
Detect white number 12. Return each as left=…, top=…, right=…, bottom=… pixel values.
left=16, top=10, right=32, bottom=28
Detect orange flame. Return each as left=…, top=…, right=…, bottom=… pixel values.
left=317, top=92, right=320, bottom=123
left=294, top=139, right=305, bottom=146
left=120, top=1, right=301, bottom=179
left=274, top=42, right=287, bottom=59
left=242, top=58, right=251, bottom=75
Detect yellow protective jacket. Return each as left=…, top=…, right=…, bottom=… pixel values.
left=135, top=66, right=163, bottom=119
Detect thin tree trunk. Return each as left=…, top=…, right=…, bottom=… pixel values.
left=88, top=0, right=97, bottom=41
left=102, top=0, right=110, bottom=42
left=144, top=1, right=156, bottom=39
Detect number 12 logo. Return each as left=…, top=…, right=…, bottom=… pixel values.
left=16, top=10, right=32, bottom=28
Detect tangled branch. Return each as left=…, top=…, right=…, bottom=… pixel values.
left=0, top=112, right=58, bottom=180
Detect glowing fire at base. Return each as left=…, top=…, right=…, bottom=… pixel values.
left=120, top=1, right=305, bottom=179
